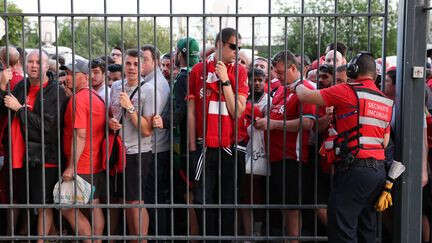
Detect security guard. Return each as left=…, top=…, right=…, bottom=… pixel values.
left=292, top=52, right=393, bottom=243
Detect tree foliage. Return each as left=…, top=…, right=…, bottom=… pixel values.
left=56, top=18, right=171, bottom=59
left=276, top=0, right=398, bottom=60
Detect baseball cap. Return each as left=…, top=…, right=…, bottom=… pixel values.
left=60, top=59, right=89, bottom=74
left=176, top=37, right=200, bottom=67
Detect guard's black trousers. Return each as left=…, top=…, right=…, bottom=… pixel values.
left=328, top=159, right=386, bottom=243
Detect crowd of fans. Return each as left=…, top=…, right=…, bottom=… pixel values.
left=0, top=26, right=428, bottom=243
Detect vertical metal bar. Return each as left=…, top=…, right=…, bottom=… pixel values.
left=217, top=15, right=222, bottom=240
left=54, top=14, right=64, bottom=240
left=185, top=15, right=191, bottom=240
left=393, top=0, right=428, bottom=242
left=70, top=0, right=79, bottom=238
left=281, top=15, right=288, bottom=238
left=169, top=1, right=174, bottom=241
left=314, top=16, right=322, bottom=243
left=120, top=15, right=127, bottom=243
left=36, top=1, right=47, bottom=241
left=202, top=0, right=207, bottom=239
left=102, top=1, right=111, bottom=240
left=152, top=14, right=159, bottom=240
left=21, top=13, right=30, bottom=242
left=5, top=0, right=14, bottom=237
left=234, top=1, right=239, bottom=241
left=250, top=15, right=255, bottom=240
left=86, top=15, right=95, bottom=242
left=135, top=0, right=143, bottom=239
left=380, top=0, right=389, bottom=92
left=367, top=0, right=372, bottom=52
left=266, top=0, right=271, bottom=240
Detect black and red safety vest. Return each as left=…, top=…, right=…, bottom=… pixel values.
left=321, top=82, right=393, bottom=162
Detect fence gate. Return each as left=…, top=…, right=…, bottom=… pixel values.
left=0, top=0, right=428, bottom=242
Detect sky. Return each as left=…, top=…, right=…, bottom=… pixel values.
left=9, top=0, right=398, bottom=54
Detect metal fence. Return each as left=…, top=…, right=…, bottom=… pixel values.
left=0, top=0, right=428, bottom=242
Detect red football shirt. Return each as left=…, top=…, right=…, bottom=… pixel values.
left=267, top=80, right=316, bottom=163
left=63, top=88, right=106, bottom=174
left=188, top=57, right=249, bottom=143
left=320, top=79, right=390, bottom=160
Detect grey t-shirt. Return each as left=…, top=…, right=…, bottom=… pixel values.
left=110, top=78, right=155, bottom=154
left=143, top=68, right=170, bottom=153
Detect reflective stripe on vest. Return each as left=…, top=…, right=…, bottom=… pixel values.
left=359, top=136, right=384, bottom=145
left=359, top=116, right=389, bottom=128
left=357, top=91, right=394, bottom=107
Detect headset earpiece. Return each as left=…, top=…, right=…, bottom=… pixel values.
left=346, top=51, right=372, bottom=79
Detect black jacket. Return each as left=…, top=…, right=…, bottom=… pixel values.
left=0, top=77, right=68, bottom=167
left=161, top=68, right=188, bottom=154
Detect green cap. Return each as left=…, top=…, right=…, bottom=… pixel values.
left=176, top=37, right=200, bottom=67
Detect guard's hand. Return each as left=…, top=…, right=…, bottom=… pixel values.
left=152, top=115, right=164, bottom=129
left=109, top=117, right=121, bottom=131
left=215, top=61, right=229, bottom=82
left=4, top=94, right=22, bottom=111
left=62, top=166, right=74, bottom=181
left=119, top=92, right=133, bottom=109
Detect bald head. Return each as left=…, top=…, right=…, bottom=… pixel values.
left=325, top=50, right=346, bottom=67
left=0, top=46, right=20, bottom=67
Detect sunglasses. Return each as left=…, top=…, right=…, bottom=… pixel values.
left=224, top=41, right=241, bottom=51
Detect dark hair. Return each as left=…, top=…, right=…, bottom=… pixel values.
left=126, top=49, right=142, bottom=58
left=108, top=64, right=122, bottom=72
left=336, top=64, right=347, bottom=72
left=248, top=68, right=266, bottom=80
left=386, top=69, right=396, bottom=85
left=161, top=52, right=171, bottom=60
left=327, top=42, right=347, bottom=56
left=97, top=55, right=114, bottom=65
left=319, top=64, right=334, bottom=74
left=112, top=46, right=122, bottom=53
left=140, top=44, right=161, bottom=62
left=215, top=28, right=241, bottom=46
left=91, top=58, right=106, bottom=73
left=356, top=53, right=376, bottom=77
left=271, top=50, right=299, bottom=70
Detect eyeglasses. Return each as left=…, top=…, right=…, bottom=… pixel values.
left=224, top=41, right=241, bottom=51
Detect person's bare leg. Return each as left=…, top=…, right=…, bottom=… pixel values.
left=61, top=208, right=92, bottom=243
left=423, top=215, right=430, bottom=242
left=91, top=199, right=105, bottom=243
left=283, top=210, right=301, bottom=243
left=126, top=200, right=148, bottom=243
left=36, top=208, right=54, bottom=243
left=241, top=208, right=253, bottom=236
left=185, top=193, right=199, bottom=243
left=109, top=198, right=120, bottom=243
left=316, top=208, right=328, bottom=226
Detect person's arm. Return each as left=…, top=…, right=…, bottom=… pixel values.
left=255, top=116, right=315, bottom=132
left=187, top=99, right=197, bottom=151
left=62, top=128, right=86, bottom=181
left=423, top=124, right=429, bottom=187
left=119, top=92, right=152, bottom=137
left=295, top=84, right=325, bottom=106
left=128, top=111, right=153, bottom=137
left=215, top=61, right=247, bottom=118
